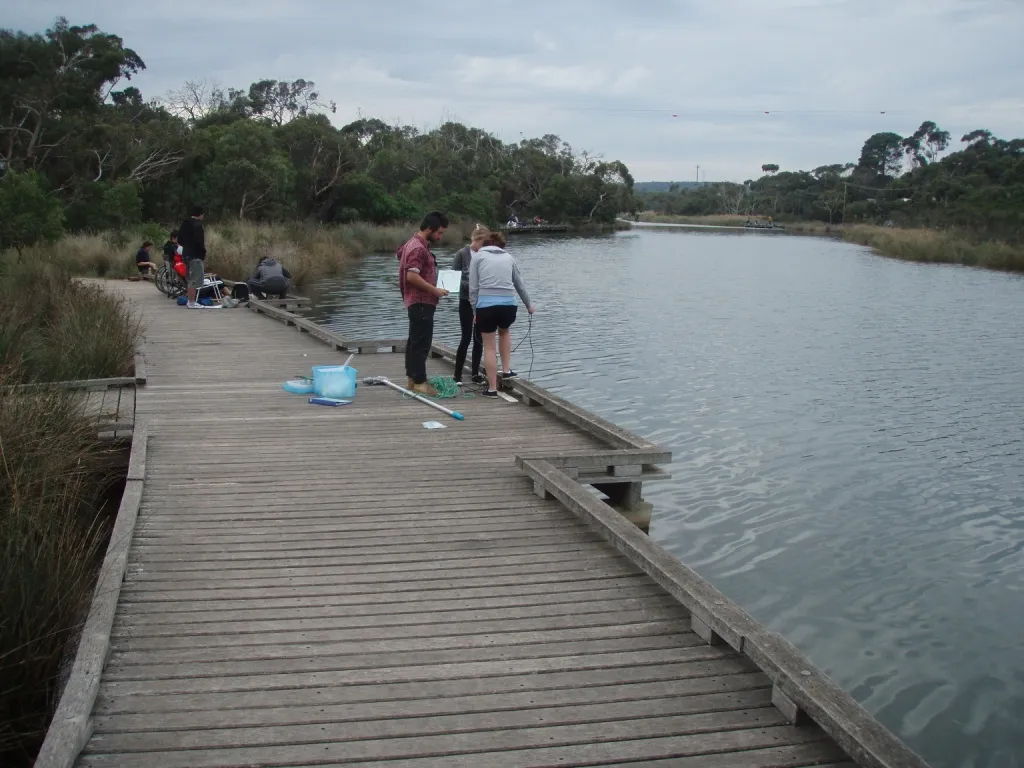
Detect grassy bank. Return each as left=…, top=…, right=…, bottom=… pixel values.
left=636, top=214, right=1024, bottom=272
left=0, top=257, right=140, bottom=383
left=1, top=258, right=138, bottom=765
left=23, top=220, right=480, bottom=287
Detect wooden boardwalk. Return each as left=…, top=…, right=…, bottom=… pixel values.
left=43, top=281, right=928, bottom=768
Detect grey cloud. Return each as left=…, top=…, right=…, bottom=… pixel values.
left=6, top=0, right=1024, bottom=181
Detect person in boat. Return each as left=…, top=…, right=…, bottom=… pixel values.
left=468, top=229, right=535, bottom=398
left=450, top=224, right=487, bottom=386
left=247, top=256, right=293, bottom=299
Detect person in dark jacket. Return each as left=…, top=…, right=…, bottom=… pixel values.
left=177, top=205, right=207, bottom=308
left=161, top=232, right=179, bottom=265
left=451, top=224, right=487, bottom=385
left=135, top=241, right=157, bottom=278
left=247, top=256, right=292, bottom=299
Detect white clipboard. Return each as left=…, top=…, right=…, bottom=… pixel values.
left=436, top=270, right=462, bottom=295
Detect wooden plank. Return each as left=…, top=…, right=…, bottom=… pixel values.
left=96, top=645, right=738, bottom=697
left=109, top=620, right=691, bottom=669
left=33, top=424, right=148, bottom=768
left=90, top=690, right=775, bottom=752
left=94, top=674, right=769, bottom=732
left=112, top=604, right=687, bottom=649
left=94, top=657, right=762, bottom=716
left=77, top=710, right=796, bottom=766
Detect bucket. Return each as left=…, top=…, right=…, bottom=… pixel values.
left=312, top=365, right=358, bottom=399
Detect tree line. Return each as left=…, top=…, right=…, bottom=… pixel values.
left=639, top=123, right=1024, bottom=242
left=0, top=18, right=636, bottom=251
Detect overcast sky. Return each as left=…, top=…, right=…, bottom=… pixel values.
left=8, top=0, right=1024, bottom=181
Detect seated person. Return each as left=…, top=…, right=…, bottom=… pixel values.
left=247, top=256, right=292, bottom=299
left=161, top=232, right=179, bottom=265
left=135, top=241, right=157, bottom=279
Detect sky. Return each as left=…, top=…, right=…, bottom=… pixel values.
left=7, top=0, right=1024, bottom=182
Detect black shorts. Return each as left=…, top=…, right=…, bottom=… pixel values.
left=476, top=304, right=517, bottom=333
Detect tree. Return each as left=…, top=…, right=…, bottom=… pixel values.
left=761, top=164, right=779, bottom=174
left=0, top=17, right=144, bottom=170
left=857, top=132, right=904, bottom=179
left=246, top=79, right=336, bottom=125
left=901, top=121, right=951, bottom=167
left=0, top=171, right=64, bottom=254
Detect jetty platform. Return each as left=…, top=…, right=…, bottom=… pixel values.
left=37, top=281, right=929, bottom=768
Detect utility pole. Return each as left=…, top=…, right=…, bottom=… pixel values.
left=841, top=182, right=848, bottom=226
left=696, top=165, right=700, bottom=184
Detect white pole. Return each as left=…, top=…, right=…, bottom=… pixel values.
left=362, top=377, right=465, bottom=420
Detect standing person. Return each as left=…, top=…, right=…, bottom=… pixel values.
left=397, top=211, right=449, bottom=396
left=468, top=230, right=535, bottom=398
left=451, top=224, right=487, bottom=386
left=177, top=205, right=207, bottom=308
left=134, top=241, right=157, bottom=279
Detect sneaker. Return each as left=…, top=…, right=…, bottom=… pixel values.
left=482, top=389, right=499, bottom=398
left=186, top=302, right=203, bottom=309
left=501, top=370, right=518, bottom=379
left=471, top=373, right=487, bottom=385
left=454, top=379, right=464, bottom=388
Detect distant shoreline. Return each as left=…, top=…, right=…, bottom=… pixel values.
left=624, top=215, right=1024, bottom=273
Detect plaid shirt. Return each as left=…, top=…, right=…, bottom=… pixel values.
left=397, top=235, right=438, bottom=308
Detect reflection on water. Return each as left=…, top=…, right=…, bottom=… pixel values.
left=309, top=229, right=1024, bottom=768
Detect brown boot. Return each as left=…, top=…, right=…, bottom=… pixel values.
left=407, top=377, right=415, bottom=390
left=411, top=381, right=439, bottom=397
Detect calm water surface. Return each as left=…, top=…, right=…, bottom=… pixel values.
left=308, top=228, right=1024, bottom=768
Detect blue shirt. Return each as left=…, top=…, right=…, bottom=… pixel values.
left=476, top=294, right=517, bottom=308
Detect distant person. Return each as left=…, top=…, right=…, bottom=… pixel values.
left=177, top=205, right=207, bottom=308
left=247, top=256, right=292, bottom=299
left=450, top=224, right=487, bottom=386
left=135, top=241, right=157, bottom=279
left=397, top=211, right=449, bottom=396
left=468, top=230, right=535, bottom=398
left=161, top=232, right=179, bottom=266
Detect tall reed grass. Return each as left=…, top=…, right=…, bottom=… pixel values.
left=0, top=371, right=120, bottom=766
left=23, top=220, right=480, bottom=287
left=0, top=257, right=140, bottom=383
left=0, top=256, right=138, bottom=764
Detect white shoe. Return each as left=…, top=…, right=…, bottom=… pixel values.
left=186, top=302, right=203, bottom=309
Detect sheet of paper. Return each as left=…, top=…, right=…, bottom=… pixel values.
left=423, top=421, right=446, bottom=429
left=436, top=270, right=462, bottom=295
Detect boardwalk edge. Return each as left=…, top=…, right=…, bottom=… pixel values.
left=518, top=457, right=931, bottom=768
left=34, top=421, right=149, bottom=768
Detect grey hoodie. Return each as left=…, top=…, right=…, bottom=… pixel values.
left=468, top=245, right=532, bottom=308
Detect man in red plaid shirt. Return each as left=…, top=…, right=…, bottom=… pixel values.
left=397, top=212, right=449, bottom=395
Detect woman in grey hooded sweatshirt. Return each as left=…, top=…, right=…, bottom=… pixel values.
left=468, top=230, right=535, bottom=398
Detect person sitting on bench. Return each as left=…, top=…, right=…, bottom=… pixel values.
left=247, top=256, right=292, bottom=299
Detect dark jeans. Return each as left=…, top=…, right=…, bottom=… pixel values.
left=454, top=298, right=482, bottom=382
left=405, top=303, right=436, bottom=384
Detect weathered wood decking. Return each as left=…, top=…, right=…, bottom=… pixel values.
left=39, top=281, right=929, bottom=768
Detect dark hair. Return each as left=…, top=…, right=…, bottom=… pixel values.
left=169, top=231, right=178, bottom=240
left=419, top=211, right=449, bottom=232
left=141, top=240, right=153, bottom=248
left=483, top=231, right=507, bottom=249
left=190, top=204, right=205, bottom=217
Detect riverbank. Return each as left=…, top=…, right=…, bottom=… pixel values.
left=635, top=214, right=1024, bottom=272
left=21, top=221, right=478, bottom=287
left=1, top=257, right=138, bottom=765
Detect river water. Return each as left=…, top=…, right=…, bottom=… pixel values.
left=307, top=228, right=1024, bottom=768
